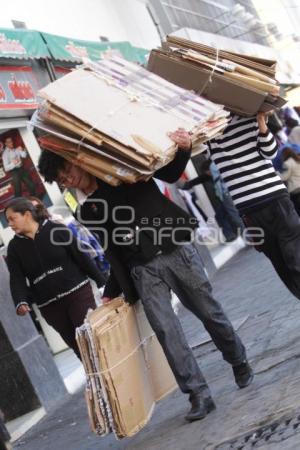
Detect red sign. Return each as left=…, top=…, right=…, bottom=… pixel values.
left=0, top=66, right=39, bottom=109
left=54, top=66, right=71, bottom=79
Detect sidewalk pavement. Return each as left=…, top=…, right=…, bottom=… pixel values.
left=14, top=246, right=300, bottom=450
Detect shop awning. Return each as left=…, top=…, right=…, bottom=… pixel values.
left=41, top=32, right=149, bottom=64
left=0, top=28, right=50, bottom=59
left=131, top=46, right=149, bottom=64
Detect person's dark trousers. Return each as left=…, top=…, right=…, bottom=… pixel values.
left=244, top=195, right=300, bottom=300
left=190, top=192, right=208, bottom=221
left=290, top=191, right=300, bottom=216
left=40, top=282, right=96, bottom=359
left=130, top=243, right=246, bottom=397
left=215, top=203, right=237, bottom=241
left=222, top=192, right=245, bottom=234
left=11, top=167, right=36, bottom=197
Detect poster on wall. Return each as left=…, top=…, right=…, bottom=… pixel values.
left=0, top=66, right=39, bottom=109
left=0, top=129, right=52, bottom=227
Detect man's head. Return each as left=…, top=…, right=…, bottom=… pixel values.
left=38, top=150, right=95, bottom=192
left=5, top=137, right=14, bottom=149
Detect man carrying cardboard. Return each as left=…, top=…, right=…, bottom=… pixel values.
left=38, top=128, right=253, bottom=422
left=208, top=112, right=300, bottom=300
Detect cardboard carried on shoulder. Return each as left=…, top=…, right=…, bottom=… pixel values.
left=147, top=49, right=268, bottom=116
left=147, top=37, right=286, bottom=116
left=32, top=56, right=229, bottom=184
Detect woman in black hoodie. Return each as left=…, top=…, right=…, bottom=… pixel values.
left=5, top=197, right=105, bottom=358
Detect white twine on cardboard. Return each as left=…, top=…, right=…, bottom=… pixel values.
left=74, top=89, right=144, bottom=153
left=74, top=55, right=222, bottom=156
left=196, top=46, right=220, bottom=98
left=86, top=333, right=156, bottom=377
left=76, top=123, right=100, bottom=152
left=87, top=67, right=164, bottom=114
left=79, top=64, right=212, bottom=145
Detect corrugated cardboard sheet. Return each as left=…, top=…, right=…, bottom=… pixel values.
left=76, top=298, right=177, bottom=439
left=148, top=36, right=286, bottom=117
left=32, top=56, right=230, bottom=184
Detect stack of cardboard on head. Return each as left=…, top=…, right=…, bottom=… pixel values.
left=147, top=35, right=287, bottom=117
left=76, top=298, right=177, bottom=439
left=31, top=56, right=230, bottom=186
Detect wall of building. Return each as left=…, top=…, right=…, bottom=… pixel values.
left=0, top=0, right=160, bottom=49
left=148, top=0, right=268, bottom=44
left=251, top=0, right=295, bottom=36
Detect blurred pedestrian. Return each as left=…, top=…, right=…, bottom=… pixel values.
left=281, top=147, right=300, bottom=215
left=5, top=197, right=105, bottom=359
left=285, top=117, right=300, bottom=145
left=209, top=112, right=300, bottom=301
left=267, top=112, right=287, bottom=146
left=182, top=159, right=244, bottom=242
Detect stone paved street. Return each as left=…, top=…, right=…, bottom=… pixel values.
left=15, top=247, right=300, bottom=450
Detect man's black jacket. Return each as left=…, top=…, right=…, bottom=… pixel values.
left=78, top=148, right=197, bottom=303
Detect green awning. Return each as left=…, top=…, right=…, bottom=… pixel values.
left=132, top=46, right=149, bottom=64
left=41, top=32, right=149, bottom=64
left=0, top=28, right=50, bottom=59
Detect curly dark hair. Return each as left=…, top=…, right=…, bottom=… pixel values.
left=38, top=150, right=67, bottom=183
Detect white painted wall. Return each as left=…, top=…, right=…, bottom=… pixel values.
left=0, top=0, right=160, bottom=49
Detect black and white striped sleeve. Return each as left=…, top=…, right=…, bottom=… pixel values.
left=257, top=130, right=278, bottom=160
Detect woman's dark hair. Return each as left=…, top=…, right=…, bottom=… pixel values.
left=38, top=150, right=67, bottom=183
left=5, top=197, right=47, bottom=222
left=27, top=196, right=50, bottom=220
left=282, top=147, right=300, bottom=163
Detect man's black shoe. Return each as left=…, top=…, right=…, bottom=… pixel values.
left=185, top=393, right=216, bottom=422
left=233, top=361, right=254, bottom=389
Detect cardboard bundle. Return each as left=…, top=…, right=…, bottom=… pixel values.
left=32, top=56, right=230, bottom=185
left=147, top=36, right=286, bottom=117
left=134, top=301, right=177, bottom=402
left=76, top=298, right=177, bottom=439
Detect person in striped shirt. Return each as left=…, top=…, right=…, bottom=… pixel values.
left=208, top=112, right=300, bottom=300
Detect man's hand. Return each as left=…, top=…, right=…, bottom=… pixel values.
left=101, top=296, right=112, bottom=305
left=168, top=128, right=192, bottom=151
left=270, top=85, right=280, bottom=97
left=256, top=112, right=268, bottom=134
left=17, top=304, right=31, bottom=316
